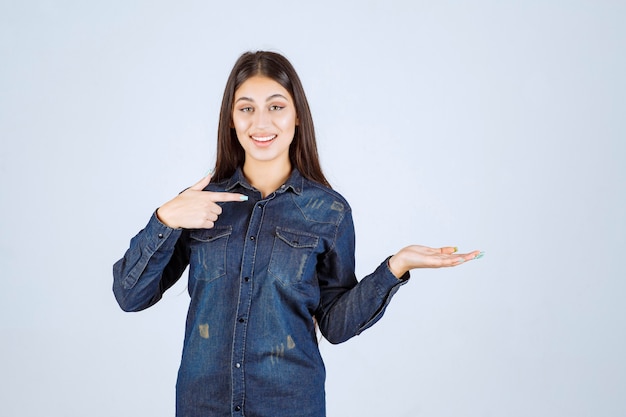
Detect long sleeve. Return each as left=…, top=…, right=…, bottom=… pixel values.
left=112, top=212, right=189, bottom=312
left=315, top=210, right=409, bottom=344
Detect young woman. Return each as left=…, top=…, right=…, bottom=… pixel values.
left=113, top=51, right=482, bottom=417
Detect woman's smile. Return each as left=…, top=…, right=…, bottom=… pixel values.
left=250, top=134, right=278, bottom=144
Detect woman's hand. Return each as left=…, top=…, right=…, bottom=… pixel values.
left=156, top=174, right=248, bottom=229
left=388, top=245, right=483, bottom=278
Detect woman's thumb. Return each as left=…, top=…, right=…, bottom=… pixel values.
left=189, top=171, right=213, bottom=191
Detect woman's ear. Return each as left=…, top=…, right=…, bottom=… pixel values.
left=296, top=116, right=300, bottom=126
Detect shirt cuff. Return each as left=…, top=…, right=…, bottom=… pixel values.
left=145, top=210, right=183, bottom=249
left=385, top=255, right=410, bottom=281
left=372, top=256, right=409, bottom=299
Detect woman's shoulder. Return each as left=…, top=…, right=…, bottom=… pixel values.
left=297, top=177, right=352, bottom=224
left=304, top=178, right=349, bottom=204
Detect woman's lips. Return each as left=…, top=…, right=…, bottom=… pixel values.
left=250, top=134, right=277, bottom=145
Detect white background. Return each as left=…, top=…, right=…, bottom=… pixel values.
left=1, top=1, right=624, bottom=416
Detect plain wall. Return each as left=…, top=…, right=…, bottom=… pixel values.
left=1, top=1, right=624, bottom=416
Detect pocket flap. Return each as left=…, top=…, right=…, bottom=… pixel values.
left=274, top=227, right=319, bottom=249
left=190, top=226, right=232, bottom=242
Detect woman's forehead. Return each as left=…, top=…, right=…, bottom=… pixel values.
left=235, top=76, right=292, bottom=101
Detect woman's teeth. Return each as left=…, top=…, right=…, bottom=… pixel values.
left=251, top=135, right=276, bottom=142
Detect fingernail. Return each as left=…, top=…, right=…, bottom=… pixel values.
left=453, top=247, right=458, bottom=253
left=474, top=251, right=485, bottom=260
left=240, top=195, right=249, bottom=201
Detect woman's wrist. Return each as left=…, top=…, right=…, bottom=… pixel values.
left=156, top=206, right=176, bottom=229
left=387, top=254, right=407, bottom=279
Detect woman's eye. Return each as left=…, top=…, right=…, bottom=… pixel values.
left=240, top=107, right=253, bottom=113
left=269, top=105, right=284, bottom=111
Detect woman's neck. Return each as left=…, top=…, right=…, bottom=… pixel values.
left=242, top=160, right=292, bottom=198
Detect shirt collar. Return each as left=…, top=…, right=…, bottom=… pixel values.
left=225, top=167, right=304, bottom=196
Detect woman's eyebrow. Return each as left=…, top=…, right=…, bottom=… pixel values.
left=265, top=93, right=288, bottom=102
left=235, top=96, right=254, bottom=103
left=235, top=93, right=288, bottom=103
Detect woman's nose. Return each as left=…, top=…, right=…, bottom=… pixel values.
left=253, top=109, right=271, bottom=128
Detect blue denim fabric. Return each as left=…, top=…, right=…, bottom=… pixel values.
left=113, top=168, right=409, bottom=417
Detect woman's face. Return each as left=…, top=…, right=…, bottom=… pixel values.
left=232, top=75, right=298, bottom=169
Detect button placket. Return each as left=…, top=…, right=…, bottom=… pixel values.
left=231, top=198, right=265, bottom=411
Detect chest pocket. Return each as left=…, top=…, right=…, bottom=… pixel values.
left=189, top=226, right=232, bottom=282
left=268, top=227, right=319, bottom=287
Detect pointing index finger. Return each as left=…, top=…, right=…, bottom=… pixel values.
left=209, top=192, right=249, bottom=202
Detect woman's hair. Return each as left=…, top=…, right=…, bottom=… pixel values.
left=212, top=51, right=330, bottom=187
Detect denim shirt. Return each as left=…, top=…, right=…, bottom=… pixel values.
left=113, top=168, right=409, bottom=417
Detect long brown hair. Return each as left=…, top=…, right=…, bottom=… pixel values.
left=212, top=51, right=330, bottom=187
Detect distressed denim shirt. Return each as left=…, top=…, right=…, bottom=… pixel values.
left=113, top=168, right=409, bottom=417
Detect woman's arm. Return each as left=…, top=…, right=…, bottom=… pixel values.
left=315, top=211, right=482, bottom=344
left=112, top=174, right=248, bottom=311
left=315, top=211, right=407, bottom=344
left=112, top=213, right=189, bottom=312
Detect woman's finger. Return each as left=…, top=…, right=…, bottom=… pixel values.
left=189, top=173, right=213, bottom=191
left=440, top=246, right=458, bottom=255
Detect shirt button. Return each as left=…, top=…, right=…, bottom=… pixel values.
left=234, top=405, right=241, bottom=412
left=238, top=318, right=245, bottom=323
left=244, top=277, right=250, bottom=282
left=250, top=236, right=255, bottom=241
left=157, top=233, right=164, bottom=239
left=235, top=363, right=241, bottom=368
